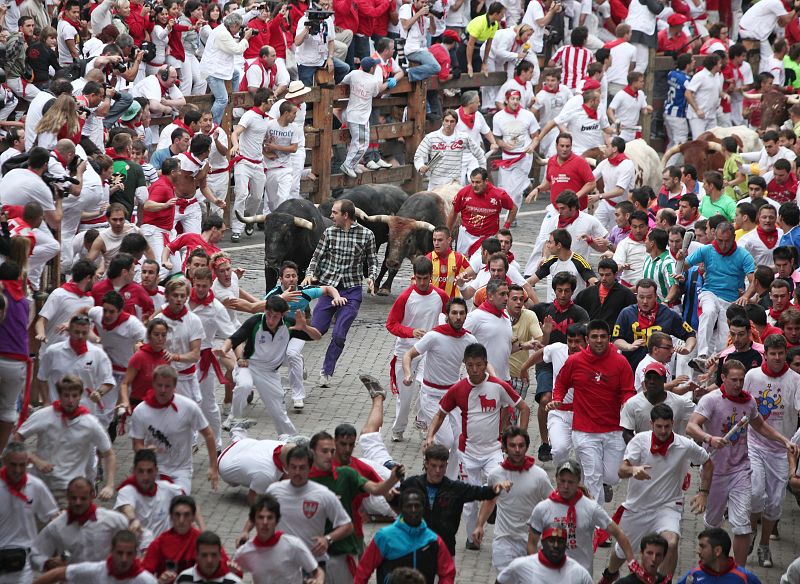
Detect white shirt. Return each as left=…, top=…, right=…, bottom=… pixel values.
left=529, top=496, right=612, bottom=572
left=622, top=431, right=709, bottom=512
left=605, top=41, right=638, bottom=86
left=88, top=306, right=146, bottom=370
left=244, top=58, right=291, bottom=92
left=738, top=227, right=784, bottom=267
left=498, top=554, right=593, bottom=584
left=612, top=236, right=648, bottom=285
left=38, top=287, right=95, bottom=346
left=744, top=366, right=800, bottom=454
left=18, top=407, right=112, bottom=491
left=266, top=480, right=351, bottom=561
left=0, top=168, right=55, bottom=211
left=620, top=391, right=695, bottom=435
left=528, top=212, right=607, bottom=273
left=496, top=77, right=536, bottom=110
left=464, top=308, right=514, bottom=381
left=413, top=329, right=478, bottom=388
left=114, top=479, right=183, bottom=549
left=398, top=3, right=428, bottom=54
left=236, top=534, right=318, bottom=584
left=488, top=463, right=552, bottom=542
left=521, top=0, right=546, bottom=52
left=218, top=438, right=285, bottom=491
left=532, top=85, right=573, bottom=129
left=456, top=110, right=490, bottom=147
left=270, top=99, right=307, bottom=149
left=24, top=91, right=55, bottom=150
left=389, top=285, right=449, bottom=356
left=739, top=0, right=788, bottom=40
left=57, top=20, right=79, bottom=66
left=294, top=15, right=335, bottom=66
left=129, top=394, right=209, bottom=479
left=200, top=23, right=250, bottom=80
left=609, top=89, right=647, bottom=140
left=766, top=55, right=785, bottom=86
left=0, top=472, right=58, bottom=550
left=236, top=108, right=271, bottom=162
left=756, top=145, right=794, bottom=176
left=65, top=560, right=157, bottom=583
left=264, top=118, right=303, bottom=169
left=212, top=274, right=241, bottom=326
left=31, top=508, right=129, bottom=571
left=686, top=68, right=723, bottom=120
left=191, top=297, right=236, bottom=349
left=492, top=108, right=540, bottom=156
left=634, top=354, right=674, bottom=391
left=132, top=75, right=184, bottom=103
left=152, top=309, right=205, bottom=380
left=554, top=103, right=609, bottom=154
left=342, top=69, right=382, bottom=125
left=593, top=157, right=636, bottom=204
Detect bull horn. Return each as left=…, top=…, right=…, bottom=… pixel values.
left=365, top=214, right=392, bottom=224
left=707, top=141, right=723, bottom=152
left=235, top=210, right=267, bottom=224
left=293, top=217, right=314, bottom=230
left=584, top=157, right=597, bottom=168
left=531, top=151, right=548, bottom=166
left=660, top=144, right=682, bottom=167
left=413, top=220, right=436, bottom=232
left=353, top=206, right=368, bottom=220
left=742, top=92, right=762, bottom=100
left=788, top=94, right=800, bottom=104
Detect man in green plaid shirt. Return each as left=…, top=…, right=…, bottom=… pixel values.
left=642, top=228, right=676, bottom=303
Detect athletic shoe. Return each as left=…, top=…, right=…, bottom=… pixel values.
left=465, top=540, right=480, bottom=551
left=354, top=165, right=365, bottom=174
left=319, top=372, right=331, bottom=387
left=771, top=522, right=780, bottom=540
left=366, top=160, right=381, bottom=170
left=222, top=415, right=234, bottom=431
left=757, top=545, right=773, bottom=568
left=604, top=484, right=613, bottom=503
left=538, top=443, right=552, bottom=462
left=293, top=399, right=304, bottom=410
left=340, top=165, right=357, bottom=178
left=391, top=431, right=404, bottom=442
left=376, top=159, right=393, bottom=169
left=230, top=233, right=241, bottom=243
left=359, top=373, right=386, bottom=399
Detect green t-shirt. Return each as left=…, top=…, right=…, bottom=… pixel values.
left=722, top=154, right=744, bottom=200
left=466, top=14, right=499, bottom=41
left=699, top=192, right=736, bottom=223
left=110, top=158, right=146, bottom=217
left=311, top=466, right=368, bottom=556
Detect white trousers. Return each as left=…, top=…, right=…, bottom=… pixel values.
left=325, top=554, right=354, bottom=584
left=456, top=226, right=481, bottom=256
left=750, top=445, right=788, bottom=521
left=265, top=166, right=294, bottom=212
left=199, top=366, right=223, bottom=450
left=696, top=291, right=730, bottom=357
left=689, top=116, right=716, bottom=139
left=547, top=410, right=573, bottom=465
left=594, top=200, right=618, bottom=233
left=572, top=430, right=625, bottom=503
left=205, top=172, right=229, bottom=218
left=391, top=354, right=421, bottom=435
left=140, top=224, right=178, bottom=280
left=179, top=53, right=207, bottom=96
left=6, top=76, right=39, bottom=101
left=498, top=156, right=533, bottom=209
left=613, top=505, right=682, bottom=559
left=705, top=469, right=752, bottom=535
left=233, top=366, right=297, bottom=435
left=290, top=149, right=304, bottom=198
left=0, top=563, right=32, bottom=584
left=417, top=386, right=461, bottom=480
left=177, top=374, right=202, bottom=403
left=286, top=337, right=306, bottom=401
left=0, top=357, right=27, bottom=423
left=633, top=43, right=649, bottom=73
left=664, top=114, right=690, bottom=153
left=461, top=450, right=503, bottom=542
left=59, top=206, right=82, bottom=273
left=175, top=200, right=202, bottom=235
left=492, top=537, right=527, bottom=572
left=343, top=122, right=369, bottom=170
left=28, top=225, right=60, bottom=291
left=232, top=160, right=266, bottom=234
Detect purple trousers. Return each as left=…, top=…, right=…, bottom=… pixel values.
left=311, top=285, right=363, bottom=375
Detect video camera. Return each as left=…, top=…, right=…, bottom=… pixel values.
left=42, top=173, right=80, bottom=197
left=305, top=8, right=333, bottom=35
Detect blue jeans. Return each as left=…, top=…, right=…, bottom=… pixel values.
left=405, top=49, right=441, bottom=82
left=311, top=285, right=363, bottom=375
left=207, top=71, right=240, bottom=124
left=298, top=59, right=350, bottom=87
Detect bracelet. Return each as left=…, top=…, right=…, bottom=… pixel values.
left=699, top=489, right=709, bottom=494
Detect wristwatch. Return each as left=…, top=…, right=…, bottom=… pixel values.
left=325, top=535, right=333, bottom=546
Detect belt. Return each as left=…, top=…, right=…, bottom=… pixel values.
left=112, top=364, right=127, bottom=373
left=178, top=364, right=197, bottom=375
left=422, top=379, right=451, bottom=390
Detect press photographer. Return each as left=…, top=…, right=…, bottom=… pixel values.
left=293, top=0, right=349, bottom=87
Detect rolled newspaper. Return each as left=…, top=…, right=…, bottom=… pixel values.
left=674, top=231, right=695, bottom=275
left=709, top=415, right=750, bottom=459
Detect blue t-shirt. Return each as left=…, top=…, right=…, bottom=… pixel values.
left=780, top=226, right=800, bottom=259
left=265, top=284, right=324, bottom=324
left=665, top=70, right=690, bottom=118
left=686, top=244, right=756, bottom=302
left=676, top=564, right=762, bottom=584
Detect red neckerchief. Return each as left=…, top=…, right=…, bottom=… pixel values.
left=61, top=13, right=82, bottom=30
left=0, top=467, right=29, bottom=503
left=457, top=106, right=475, bottom=129
left=630, top=562, right=671, bottom=584
left=542, top=84, right=559, bottom=93
left=478, top=301, right=508, bottom=319
left=117, top=475, right=157, bottom=496
left=162, top=305, right=188, bottom=321
left=309, top=466, right=338, bottom=479
left=500, top=455, right=535, bottom=471
left=548, top=489, right=583, bottom=529
left=140, top=343, right=166, bottom=358
left=102, top=311, right=131, bottom=331
left=0, top=280, right=25, bottom=301
left=557, top=211, right=579, bottom=228
left=608, top=152, right=628, bottom=166
left=106, top=557, right=146, bottom=580
left=61, top=281, right=88, bottom=297
left=144, top=286, right=161, bottom=297
left=252, top=531, right=284, bottom=548
left=538, top=548, right=566, bottom=569
left=70, top=339, right=89, bottom=356
left=623, top=85, right=639, bottom=98
left=431, top=323, right=469, bottom=337
left=650, top=432, right=674, bottom=456
left=719, top=384, right=752, bottom=404
left=629, top=228, right=648, bottom=243
left=638, top=304, right=658, bottom=329
left=513, top=75, right=527, bottom=88
left=712, top=239, right=737, bottom=256
left=143, top=388, right=178, bottom=411
left=761, top=362, right=789, bottom=377
left=504, top=105, right=520, bottom=118
left=756, top=226, right=779, bottom=248
left=604, top=37, right=626, bottom=49
left=507, top=251, right=515, bottom=262
left=699, top=558, right=737, bottom=577
left=52, top=149, right=70, bottom=167
left=250, top=107, right=269, bottom=118
left=273, top=445, right=285, bottom=473
left=582, top=104, right=598, bottom=119
left=52, top=400, right=90, bottom=422
left=190, top=288, right=214, bottom=307
left=553, top=299, right=574, bottom=313
left=769, top=305, right=787, bottom=323
left=678, top=211, right=698, bottom=226
left=67, top=503, right=97, bottom=525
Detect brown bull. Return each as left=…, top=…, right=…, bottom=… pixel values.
left=743, top=89, right=800, bottom=131
left=661, top=139, right=725, bottom=177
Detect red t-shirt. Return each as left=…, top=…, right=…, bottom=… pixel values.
left=142, top=175, right=176, bottom=231
left=657, top=29, right=690, bottom=53
left=92, top=280, right=155, bottom=320
left=767, top=174, right=799, bottom=205
left=167, top=233, right=221, bottom=272
left=429, top=43, right=452, bottom=82
left=124, top=2, right=155, bottom=45
left=244, top=17, right=271, bottom=59
left=127, top=347, right=169, bottom=401
left=143, top=527, right=231, bottom=576
left=546, top=153, right=595, bottom=210
left=453, top=183, right=515, bottom=237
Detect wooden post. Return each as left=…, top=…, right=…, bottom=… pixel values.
left=642, top=47, right=656, bottom=142
left=404, top=79, right=427, bottom=194
left=222, top=80, right=234, bottom=226
left=312, top=69, right=335, bottom=203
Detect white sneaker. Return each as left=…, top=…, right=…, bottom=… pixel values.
left=391, top=431, right=404, bottom=442
left=319, top=372, right=331, bottom=387
left=355, top=165, right=365, bottom=174
left=376, top=159, right=393, bottom=169
left=366, top=160, right=381, bottom=170
left=222, top=414, right=234, bottom=431
left=293, top=399, right=304, bottom=410
left=340, top=165, right=357, bottom=178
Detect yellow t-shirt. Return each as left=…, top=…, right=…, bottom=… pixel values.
left=466, top=14, right=499, bottom=42
left=735, top=227, right=754, bottom=241
left=509, top=309, right=544, bottom=378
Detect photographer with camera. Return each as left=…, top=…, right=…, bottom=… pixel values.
left=0, top=147, right=63, bottom=292
left=125, top=0, right=155, bottom=45
left=242, top=1, right=272, bottom=60
left=398, top=0, right=441, bottom=82
left=76, top=78, right=134, bottom=153
left=294, top=0, right=349, bottom=87
left=200, top=12, right=252, bottom=124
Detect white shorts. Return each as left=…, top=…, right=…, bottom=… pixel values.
left=177, top=374, right=202, bottom=403
left=492, top=537, right=527, bottom=572
left=705, top=470, right=752, bottom=535
left=614, top=503, right=682, bottom=559
left=750, top=446, right=788, bottom=521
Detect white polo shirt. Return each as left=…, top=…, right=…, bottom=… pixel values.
left=413, top=329, right=478, bottom=389
left=114, top=479, right=183, bottom=549
left=30, top=508, right=129, bottom=571
left=38, top=287, right=95, bottom=346
left=236, top=108, right=271, bottom=162
left=266, top=480, right=351, bottom=561
left=65, top=560, right=157, bottom=583
left=18, top=407, right=112, bottom=491
left=620, top=391, right=695, bottom=436
left=235, top=533, right=318, bottom=584
left=88, top=307, right=147, bottom=371
left=0, top=472, right=59, bottom=550
left=218, top=438, right=285, bottom=491
left=498, top=554, right=593, bottom=584
left=128, top=394, right=209, bottom=479
left=621, top=431, right=709, bottom=513
left=0, top=168, right=55, bottom=211
left=488, top=463, right=552, bottom=543
left=738, top=227, right=784, bottom=270
left=464, top=308, right=514, bottom=381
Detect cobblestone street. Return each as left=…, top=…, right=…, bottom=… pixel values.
left=107, top=197, right=800, bottom=583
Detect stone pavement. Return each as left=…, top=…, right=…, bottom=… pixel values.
left=106, top=197, right=800, bottom=583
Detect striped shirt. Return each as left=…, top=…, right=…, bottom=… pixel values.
left=551, top=45, right=594, bottom=89
left=642, top=250, right=676, bottom=302
left=307, top=222, right=379, bottom=289
left=414, top=129, right=486, bottom=187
